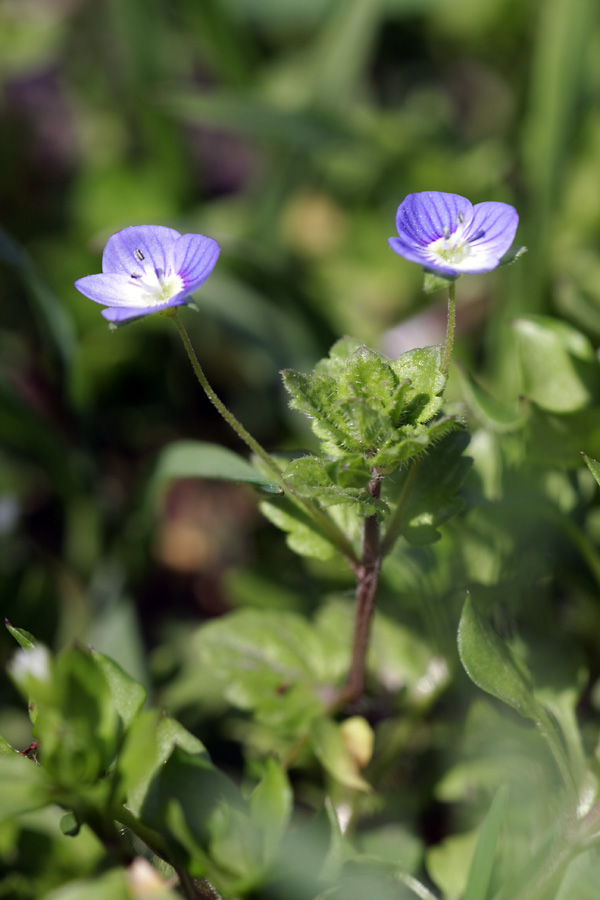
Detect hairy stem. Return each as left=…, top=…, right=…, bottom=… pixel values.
left=442, top=280, right=456, bottom=375
left=172, top=312, right=360, bottom=567
left=173, top=312, right=283, bottom=481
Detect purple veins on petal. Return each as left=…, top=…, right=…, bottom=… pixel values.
left=173, top=233, right=221, bottom=292
left=75, top=224, right=220, bottom=324
left=389, top=191, right=519, bottom=276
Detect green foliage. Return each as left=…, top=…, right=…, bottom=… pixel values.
left=282, top=340, right=449, bottom=477
left=4, top=0, right=600, bottom=896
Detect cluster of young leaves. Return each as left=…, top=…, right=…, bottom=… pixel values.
left=278, top=336, right=455, bottom=511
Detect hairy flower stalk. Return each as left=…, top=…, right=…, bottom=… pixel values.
left=75, top=224, right=358, bottom=566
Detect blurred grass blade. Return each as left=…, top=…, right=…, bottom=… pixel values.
left=177, top=0, right=256, bottom=86
left=522, top=0, right=595, bottom=307
left=0, top=227, right=76, bottom=370
left=462, top=786, right=508, bottom=900
left=308, top=0, right=383, bottom=105
left=163, top=89, right=355, bottom=149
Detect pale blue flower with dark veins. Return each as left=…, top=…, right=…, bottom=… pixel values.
left=75, top=225, right=220, bottom=324
left=389, top=191, right=519, bottom=277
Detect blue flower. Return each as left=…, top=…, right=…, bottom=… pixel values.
left=75, top=225, right=220, bottom=324
left=389, top=191, right=519, bottom=277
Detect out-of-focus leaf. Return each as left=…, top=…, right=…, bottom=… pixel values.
left=60, top=812, right=80, bottom=836
left=306, top=0, right=383, bottom=106
left=164, top=89, right=357, bottom=149
left=528, top=405, right=600, bottom=468
left=462, top=785, right=508, bottom=900
left=5, top=620, right=36, bottom=650
left=0, top=754, right=49, bottom=820
left=582, top=452, right=600, bottom=487
left=458, top=596, right=574, bottom=793
left=311, top=717, right=371, bottom=791
left=359, top=824, right=423, bottom=874
left=90, top=649, right=146, bottom=729
left=119, top=710, right=207, bottom=817
left=31, top=646, right=119, bottom=788
left=151, top=440, right=279, bottom=495
left=0, top=735, right=16, bottom=756
left=141, top=746, right=242, bottom=850
left=458, top=595, right=538, bottom=719
left=43, top=868, right=131, bottom=900
left=456, top=364, right=526, bottom=433
left=384, top=429, right=471, bottom=547
left=423, top=270, right=455, bottom=293
left=513, top=316, right=598, bottom=412
left=260, top=494, right=338, bottom=560
left=249, top=757, right=292, bottom=862
left=497, top=245, right=527, bottom=267
left=427, top=828, right=480, bottom=900
left=191, top=608, right=330, bottom=729
left=0, top=227, right=76, bottom=369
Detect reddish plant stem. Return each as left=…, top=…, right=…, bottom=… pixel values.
left=342, top=475, right=382, bottom=703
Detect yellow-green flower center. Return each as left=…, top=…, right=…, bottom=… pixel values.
left=429, top=231, right=471, bottom=266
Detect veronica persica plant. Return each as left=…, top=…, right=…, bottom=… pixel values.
left=75, top=225, right=220, bottom=323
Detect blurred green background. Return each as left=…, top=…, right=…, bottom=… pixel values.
left=2, top=0, right=600, bottom=887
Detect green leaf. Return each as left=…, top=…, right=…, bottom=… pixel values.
left=151, top=440, right=279, bottom=493
left=513, top=315, right=598, bottom=412
left=462, top=785, right=508, bottom=900
left=336, top=346, right=399, bottom=415
left=423, top=270, right=456, bottom=293
left=0, top=754, right=49, bottom=820
left=90, top=649, right=146, bottom=729
left=192, top=609, right=330, bottom=730
left=528, top=405, right=600, bottom=467
left=0, top=735, right=16, bottom=756
left=458, top=595, right=539, bottom=719
left=260, top=495, right=338, bottom=559
left=386, top=429, right=471, bottom=546
left=427, top=828, right=480, bottom=900
left=4, top=620, right=36, bottom=650
left=455, top=364, right=527, bottom=433
left=310, top=718, right=371, bottom=792
left=250, top=757, right=293, bottom=863
left=0, top=227, right=76, bottom=370
left=31, top=646, right=119, bottom=787
left=119, top=710, right=207, bottom=817
left=282, top=455, right=386, bottom=515
left=497, top=244, right=527, bottom=267
left=60, top=812, right=80, bottom=837
left=42, top=868, right=131, bottom=900
left=391, top=346, right=446, bottom=424
left=582, top=452, right=600, bottom=486
left=141, top=746, right=242, bottom=849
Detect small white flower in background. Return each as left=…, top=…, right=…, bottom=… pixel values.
left=9, top=644, right=51, bottom=687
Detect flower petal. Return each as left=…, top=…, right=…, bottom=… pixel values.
left=461, top=201, right=519, bottom=269
left=74, top=273, right=159, bottom=307
left=101, top=297, right=189, bottom=324
left=102, top=225, right=181, bottom=277
left=173, top=234, right=220, bottom=292
left=395, top=192, right=474, bottom=246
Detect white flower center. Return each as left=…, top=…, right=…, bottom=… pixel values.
left=131, top=266, right=184, bottom=306
left=429, top=226, right=471, bottom=266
